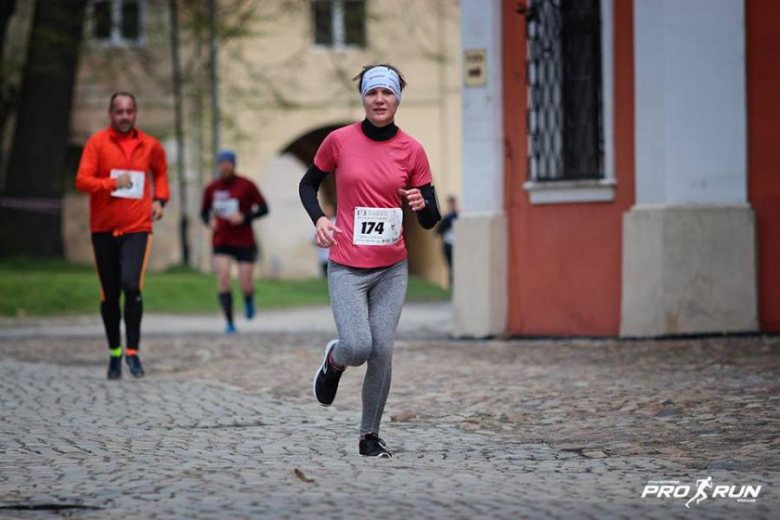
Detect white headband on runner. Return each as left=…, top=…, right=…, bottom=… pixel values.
left=360, top=66, right=402, bottom=103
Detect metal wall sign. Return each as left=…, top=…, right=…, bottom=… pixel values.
left=464, top=48, right=488, bottom=88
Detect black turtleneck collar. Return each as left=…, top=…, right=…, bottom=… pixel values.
left=361, top=118, right=398, bottom=142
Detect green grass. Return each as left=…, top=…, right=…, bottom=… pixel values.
left=0, top=257, right=450, bottom=317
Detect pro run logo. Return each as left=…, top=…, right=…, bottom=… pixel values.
left=642, top=477, right=761, bottom=508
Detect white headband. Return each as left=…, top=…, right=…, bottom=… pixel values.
left=360, top=66, right=402, bottom=103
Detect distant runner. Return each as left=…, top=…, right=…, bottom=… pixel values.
left=201, top=150, right=269, bottom=333
left=75, top=92, right=170, bottom=379
left=436, top=195, right=458, bottom=287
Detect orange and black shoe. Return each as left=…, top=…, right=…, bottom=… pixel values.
left=125, top=350, right=145, bottom=378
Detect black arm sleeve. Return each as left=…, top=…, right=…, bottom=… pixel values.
left=200, top=208, right=210, bottom=225
left=415, top=184, right=442, bottom=230
left=299, top=164, right=329, bottom=224
left=245, top=201, right=269, bottom=222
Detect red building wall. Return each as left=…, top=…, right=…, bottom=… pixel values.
left=747, top=0, right=780, bottom=332
left=502, top=0, right=635, bottom=336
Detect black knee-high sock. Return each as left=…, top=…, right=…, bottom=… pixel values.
left=219, top=292, right=233, bottom=325
left=244, top=291, right=254, bottom=305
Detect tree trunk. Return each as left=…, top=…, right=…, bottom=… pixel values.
left=0, top=2, right=17, bottom=59
left=0, top=0, right=87, bottom=256
left=169, top=0, right=190, bottom=266
left=209, top=0, right=220, bottom=176
left=0, top=0, right=19, bottom=192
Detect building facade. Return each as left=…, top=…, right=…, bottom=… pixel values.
left=59, top=0, right=461, bottom=282
left=455, top=0, right=780, bottom=337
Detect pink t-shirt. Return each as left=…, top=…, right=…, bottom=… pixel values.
left=314, top=122, right=433, bottom=268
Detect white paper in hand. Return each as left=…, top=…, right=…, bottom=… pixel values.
left=110, top=169, right=145, bottom=200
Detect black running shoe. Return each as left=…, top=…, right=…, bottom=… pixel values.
left=107, top=356, right=122, bottom=380
left=125, top=355, right=145, bottom=378
left=359, top=434, right=392, bottom=458
left=312, top=340, right=343, bottom=407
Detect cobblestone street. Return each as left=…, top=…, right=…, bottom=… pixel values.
left=1, top=304, right=778, bottom=519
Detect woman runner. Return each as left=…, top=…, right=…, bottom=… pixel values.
left=298, top=64, right=441, bottom=458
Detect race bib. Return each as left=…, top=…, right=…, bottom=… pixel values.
left=110, top=169, right=145, bottom=200
left=213, top=198, right=239, bottom=218
left=353, top=207, right=402, bottom=246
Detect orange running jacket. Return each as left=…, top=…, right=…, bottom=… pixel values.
left=75, top=127, right=170, bottom=235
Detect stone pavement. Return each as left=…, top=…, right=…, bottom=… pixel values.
left=0, top=303, right=451, bottom=341
left=0, top=304, right=778, bottom=519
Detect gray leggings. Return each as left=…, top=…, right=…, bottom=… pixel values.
left=328, top=259, right=408, bottom=435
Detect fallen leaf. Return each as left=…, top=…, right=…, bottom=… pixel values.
left=294, top=469, right=315, bottom=483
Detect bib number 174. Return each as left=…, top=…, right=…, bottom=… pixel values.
left=353, top=207, right=402, bottom=246
left=360, top=221, right=385, bottom=235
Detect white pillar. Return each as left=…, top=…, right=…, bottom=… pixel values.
left=453, top=0, right=506, bottom=337
left=621, top=0, right=757, bottom=336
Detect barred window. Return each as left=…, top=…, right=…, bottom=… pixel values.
left=312, top=0, right=366, bottom=49
left=527, top=0, right=603, bottom=181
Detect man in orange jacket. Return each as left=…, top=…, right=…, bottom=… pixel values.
left=75, top=92, right=170, bottom=380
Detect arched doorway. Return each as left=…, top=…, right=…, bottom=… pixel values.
left=281, top=124, right=344, bottom=213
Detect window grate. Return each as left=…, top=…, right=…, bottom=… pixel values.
left=526, top=0, right=603, bottom=182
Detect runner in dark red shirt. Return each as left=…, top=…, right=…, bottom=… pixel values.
left=201, top=150, right=269, bottom=333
